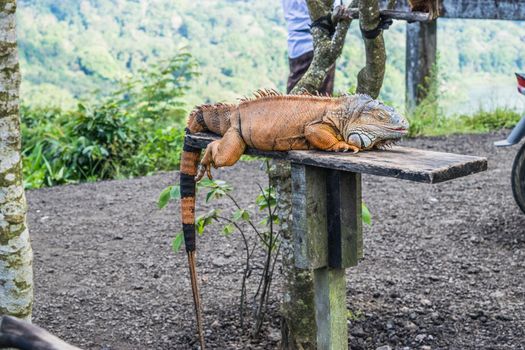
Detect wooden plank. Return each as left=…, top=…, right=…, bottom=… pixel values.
left=379, top=0, right=525, bottom=20
left=0, top=316, right=82, bottom=350
left=292, top=164, right=328, bottom=270
left=186, top=133, right=488, bottom=184
left=314, top=267, right=348, bottom=350
left=339, top=172, right=363, bottom=265
left=347, top=8, right=432, bottom=22
left=288, top=147, right=487, bottom=183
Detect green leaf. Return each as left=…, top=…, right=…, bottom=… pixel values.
left=196, top=218, right=205, bottom=235
left=170, top=186, right=181, bottom=200
left=222, top=223, right=235, bottom=236
left=232, top=209, right=250, bottom=222
left=206, top=189, right=216, bottom=203
left=158, top=186, right=173, bottom=209
left=206, top=188, right=226, bottom=203
left=362, top=203, right=372, bottom=226
left=256, top=193, right=267, bottom=210
left=196, top=209, right=220, bottom=235
left=199, top=178, right=215, bottom=188
left=172, top=232, right=184, bottom=253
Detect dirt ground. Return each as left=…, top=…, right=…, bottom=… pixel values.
left=28, top=131, right=524, bottom=350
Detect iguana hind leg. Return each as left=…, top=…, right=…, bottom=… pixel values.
left=196, top=128, right=246, bottom=181
left=305, top=123, right=360, bottom=153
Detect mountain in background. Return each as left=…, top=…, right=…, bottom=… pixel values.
left=17, top=0, right=525, bottom=114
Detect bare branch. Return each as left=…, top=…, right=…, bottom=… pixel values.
left=347, top=8, right=432, bottom=22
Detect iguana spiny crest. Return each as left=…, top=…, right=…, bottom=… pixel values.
left=179, top=91, right=409, bottom=349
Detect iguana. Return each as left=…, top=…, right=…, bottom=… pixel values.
left=179, top=91, right=409, bottom=348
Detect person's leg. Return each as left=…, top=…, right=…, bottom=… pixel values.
left=287, top=51, right=335, bottom=96
left=287, top=51, right=314, bottom=93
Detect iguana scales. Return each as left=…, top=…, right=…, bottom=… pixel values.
left=179, top=91, right=409, bottom=348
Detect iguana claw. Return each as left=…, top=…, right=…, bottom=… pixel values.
left=195, top=164, right=213, bottom=182
left=195, top=164, right=206, bottom=182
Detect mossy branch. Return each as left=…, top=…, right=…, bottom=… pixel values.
left=291, top=0, right=353, bottom=94
left=355, top=0, right=387, bottom=99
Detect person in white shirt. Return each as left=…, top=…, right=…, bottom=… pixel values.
left=282, top=0, right=335, bottom=94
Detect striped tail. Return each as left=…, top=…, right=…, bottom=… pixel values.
left=180, top=102, right=235, bottom=348
left=180, top=136, right=205, bottom=349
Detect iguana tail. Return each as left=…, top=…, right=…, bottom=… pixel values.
left=187, top=103, right=235, bottom=136
left=180, top=109, right=205, bottom=348
left=180, top=103, right=236, bottom=348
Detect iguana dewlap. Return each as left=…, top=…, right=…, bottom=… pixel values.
left=179, top=91, right=409, bottom=349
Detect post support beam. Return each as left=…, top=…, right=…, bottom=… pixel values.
left=292, top=164, right=363, bottom=349
left=314, top=267, right=347, bottom=349
left=406, top=20, right=437, bottom=113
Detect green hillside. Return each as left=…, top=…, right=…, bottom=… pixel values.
left=17, top=0, right=525, bottom=113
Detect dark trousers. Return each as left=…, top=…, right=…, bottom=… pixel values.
left=287, top=51, right=336, bottom=95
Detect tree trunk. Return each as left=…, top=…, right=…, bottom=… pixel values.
left=277, top=1, right=355, bottom=348
left=356, top=0, right=387, bottom=98
left=276, top=1, right=388, bottom=348
left=0, top=0, right=34, bottom=321
left=271, top=160, right=317, bottom=350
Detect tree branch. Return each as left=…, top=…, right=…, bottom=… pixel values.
left=291, top=0, right=353, bottom=94
left=356, top=0, right=387, bottom=99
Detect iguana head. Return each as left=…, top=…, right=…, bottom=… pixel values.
left=342, top=94, right=409, bottom=150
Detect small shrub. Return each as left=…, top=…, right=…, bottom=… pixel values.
left=407, top=62, right=523, bottom=137
left=21, top=53, right=198, bottom=188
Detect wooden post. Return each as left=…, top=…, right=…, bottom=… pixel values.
left=405, top=20, right=437, bottom=113
left=313, top=267, right=347, bottom=349
left=292, top=164, right=362, bottom=350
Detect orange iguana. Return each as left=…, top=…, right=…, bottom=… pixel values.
left=179, top=91, right=409, bottom=348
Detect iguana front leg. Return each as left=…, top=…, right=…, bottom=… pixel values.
left=305, top=122, right=360, bottom=153
left=196, top=128, right=246, bottom=181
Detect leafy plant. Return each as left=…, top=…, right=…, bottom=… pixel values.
left=159, top=169, right=372, bottom=335
left=159, top=175, right=280, bottom=335
left=408, top=61, right=522, bottom=137
left=21, top=52, right=198, bottom=188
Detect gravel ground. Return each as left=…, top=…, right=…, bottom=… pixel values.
left=28, top=131, right=525, bottom=350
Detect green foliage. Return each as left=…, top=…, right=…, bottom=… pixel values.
left=408, top=63, right=522, bottom=137
left=17, top=1, right=525, bottom=113
left=172, top=232, right=184, bottom=253
left=362, top=203, right=372, bottom=226
left=409, top=107, right=521, bottom=137
left=159, top=176, right=280, bottom=332
left=22, top=53, right=197, bottom=188
left=459, top=108, right=522, bottom=131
